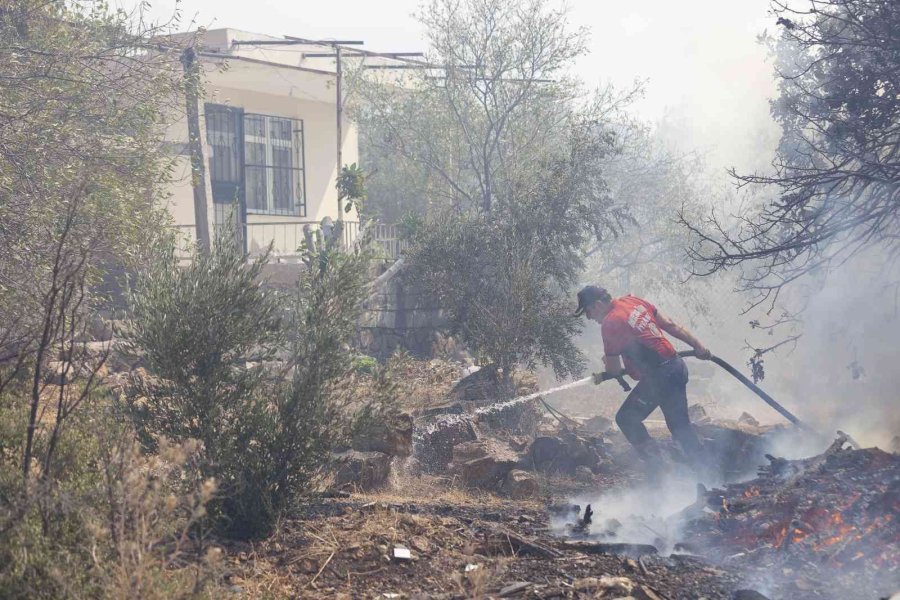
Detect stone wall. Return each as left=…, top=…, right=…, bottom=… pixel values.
left=357, top=268, right=446, bottom=360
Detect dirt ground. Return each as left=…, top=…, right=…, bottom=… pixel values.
left=213, top=359, right=897, bottom=600
left=221, top=475, right=748, bottom=599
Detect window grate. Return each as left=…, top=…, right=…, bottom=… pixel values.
left=204, top=105, right=306, bottom=217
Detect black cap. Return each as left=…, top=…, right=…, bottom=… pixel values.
left=574, top=285, right=611, bottom=317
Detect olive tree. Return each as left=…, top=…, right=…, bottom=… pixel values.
left=0, top=1, right=185, bottom=486
left=354, top=0, right=638, bottom=379
left=123, top=230, right=370, bottom=538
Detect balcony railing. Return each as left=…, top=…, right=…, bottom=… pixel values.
left=173, top=220, right=407, bottom=263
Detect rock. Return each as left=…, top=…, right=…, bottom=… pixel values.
left=333, top=450, right=391, bottom=491
left=43, top=361, right=75, bottom=385
left=508, top=435, right=530, bottom=451
left=88, top=316, right=115, bottom=342
left=548, top=502, right=580, bottom=517
left=535, top=415, right=562, bottom=437
left=498, top=581, right=531, bottom=597
left=417, top=419, right=478, bottom=472
left=581, top=414, right=613, bottom=433
left=353, top=411, right=414, bottom=457
left=421, top=403, right=466, bottom=418
left=502, top=469, right=538, bottom=499
left=528, top=431, right=605, bottom=474
left=575, top=465, right=594, bottom=483
left=604, top=518, right=622, bottom=533
left=695, top=422, right=771, bottom=477
left=448, top=364, right=506, bottom=403
left=529, top=436, right=568, bottom=471
left=410, top=536, right=431, bottom=553
left=688, top=404, right=708, bottom=422
left=574, top=575, right=635, bottom=595
left=732, top=591, right=771, bottom=600
left=451, top=440, right=519, bottom=488
left=448, top=364, right=537, bottom=403
left=452, top=440, right=494, bottom=463
left=738, top=411, right=760, bottom=427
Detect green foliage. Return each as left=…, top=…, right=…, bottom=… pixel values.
left=353, top=0, right=637, bottom=378
left=0, top=0, right=181, bottom=322
left=0, top=0, right=183, bottom=484
left=123, top=232, right=371, bottom=538
left=122, top=231, right=281, bottom=537
left=260, top=245, right=370, bottom=524
left=349, top=354, right=404, bottom=442
left=352, top=354, right=379, bottom=374
left=0, top=3, right=221, bottom=596
left=337, top=163, right=368, bottom=213
left=408, top=118, right=625, bottom=379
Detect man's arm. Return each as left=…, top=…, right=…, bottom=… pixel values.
left=656, top=311, right=711, bottom=359
left=603, top=354, right=624, bottom=375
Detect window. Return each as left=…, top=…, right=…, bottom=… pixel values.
left=205, top=105, right=306, bottom=217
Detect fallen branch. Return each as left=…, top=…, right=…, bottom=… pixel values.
left=488, top=526, right=562, bottom=559
left=307, top=550, right=335, bottom=588
left=560, top=540, right=658, bottom=557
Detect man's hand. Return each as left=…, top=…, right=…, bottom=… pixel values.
left=693, top=344, right=712, bottom=360
left=593, top=371, right=632, bottom=391
left=593, top=372, right=620, bottom=385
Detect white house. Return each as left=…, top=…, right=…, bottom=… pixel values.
left=163, top=29, right=411, bottom=259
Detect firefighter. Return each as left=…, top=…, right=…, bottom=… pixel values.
left=575, top=285, right=712, bottom=474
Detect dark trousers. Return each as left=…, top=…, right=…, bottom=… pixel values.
left=614, top=357, right=705, bottom=465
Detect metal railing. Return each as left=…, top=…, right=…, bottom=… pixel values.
left=173, top=220, right=407, bottom=262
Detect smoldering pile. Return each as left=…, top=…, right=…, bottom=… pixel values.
left=678, top=433, right=899, bottom=599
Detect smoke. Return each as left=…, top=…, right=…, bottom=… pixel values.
left=764, top=249, right=900, bottom=451
left=551, top=469, right=700, bottom=555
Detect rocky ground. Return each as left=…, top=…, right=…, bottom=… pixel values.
left=91, top=348, right=898, bottom=599
left=221, top=478, right=751, bottom=599
left=216, top=360, right=895, bottom=600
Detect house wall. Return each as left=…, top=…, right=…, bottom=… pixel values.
left=164, top=51, right=359, bottom=257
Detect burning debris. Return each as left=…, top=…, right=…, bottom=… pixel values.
left=680, top=434, right=900, bottom=599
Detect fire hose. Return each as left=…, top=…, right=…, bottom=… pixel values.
left=595, top=350, right=810, bottom=431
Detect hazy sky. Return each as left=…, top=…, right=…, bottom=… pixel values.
left=127, top=0, right=781, bottom=172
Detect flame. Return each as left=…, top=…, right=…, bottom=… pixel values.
left=772, top=523, right=789, bottom=548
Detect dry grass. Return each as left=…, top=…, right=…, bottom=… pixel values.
left=223, top=500, right=520, bottom=599
left=382, top=355, right=462, bottom=411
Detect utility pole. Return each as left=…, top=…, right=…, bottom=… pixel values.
left=335, top=44, right=344, bottom=222
left=181, top=46, right=211, bottom=253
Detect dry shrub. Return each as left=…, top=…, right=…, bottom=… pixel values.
left=89, top=435, right=220, bottom=600
left=0, top=386, right=222, bottom=600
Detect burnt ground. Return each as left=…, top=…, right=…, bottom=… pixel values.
left=219, top=437, right=900, bottom=600
left=220, top=476, right=748, bottom=599
left=215, top=361, right=898, bottom=599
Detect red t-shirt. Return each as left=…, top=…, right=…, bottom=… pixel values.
left=601, top=295, right=676, bottom=380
